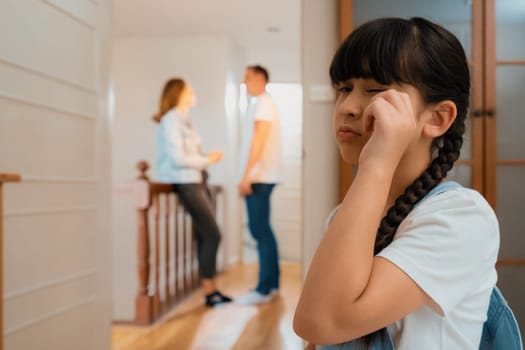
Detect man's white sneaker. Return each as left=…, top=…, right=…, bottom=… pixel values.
left=235, top=291, right=274, bottom=305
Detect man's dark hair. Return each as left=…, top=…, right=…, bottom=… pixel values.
left=248, top=65, right=270, bottom=82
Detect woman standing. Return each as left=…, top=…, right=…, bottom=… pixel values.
left=154, top=78, right=231, bottom=307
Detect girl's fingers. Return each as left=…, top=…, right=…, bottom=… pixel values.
left=362, top=96, right=397, bottom=133
left=366, top=89, right=417, bottom=134
left=371, top=89, right=412, bottom=115
left=362, top=105, right=375, bottom=134
left=358, top=87, right=420, bottom=169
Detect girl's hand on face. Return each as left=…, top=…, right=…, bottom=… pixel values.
left=358, top=88, right=420, bottom=172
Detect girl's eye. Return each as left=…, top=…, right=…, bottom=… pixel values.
left=337, top=86, right=352, bottom=93
left=367, top=89, right=385, bottom=93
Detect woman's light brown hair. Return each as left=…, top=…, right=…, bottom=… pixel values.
left=152, top=78, right=186, bottom=122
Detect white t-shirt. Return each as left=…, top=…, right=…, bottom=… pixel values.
left=239, top=92, right=283, bottom=183
left=377, top=185, right=500, bottom=349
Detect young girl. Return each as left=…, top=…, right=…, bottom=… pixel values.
left=154, top=78, right=232, bottom=307
left=293, top=17, right=500, bottom=349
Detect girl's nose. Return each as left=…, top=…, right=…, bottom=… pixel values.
left=336, top=93, right=363, bottom=120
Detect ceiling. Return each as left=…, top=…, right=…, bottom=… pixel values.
left=113, top=0, right=524, bottom=50
left=113, top=0, right=301, bottom=50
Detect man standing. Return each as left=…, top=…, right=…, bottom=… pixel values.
left=236, top=65, right=283, bottom=305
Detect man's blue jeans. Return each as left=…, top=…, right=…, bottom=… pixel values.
left=245, top=183, right=279, bottom=295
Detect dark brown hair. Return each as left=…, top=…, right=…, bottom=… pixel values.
left=330, top=17, right=470, bottom=347
left=247, top=64, right=270, bottom=82
left=152, top=78, right=186, bottom=123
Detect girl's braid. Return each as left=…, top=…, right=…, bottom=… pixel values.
left=374, top=117, right=466, bottom=255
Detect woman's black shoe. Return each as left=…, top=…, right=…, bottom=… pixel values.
left=205, top=291, right=233, bottom=307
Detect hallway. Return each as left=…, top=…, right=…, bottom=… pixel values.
left=112, top=263, right=304, bottom=350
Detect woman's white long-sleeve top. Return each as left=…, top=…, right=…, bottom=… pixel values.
left=156, top=109, right=209, bottom=183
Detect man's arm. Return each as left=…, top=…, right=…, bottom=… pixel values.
left=238, top=120, right=271, bottom=196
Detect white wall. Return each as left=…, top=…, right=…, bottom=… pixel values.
left=242, top=48, right=301, bottom=83
left=301, top=0, right=340, bottom=272
left=0, top=0, right=112, bottom=349
left=225, top=44, right=244, bottom=268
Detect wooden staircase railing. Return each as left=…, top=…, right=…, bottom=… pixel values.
left=0, top=173, right=21, bottom=350
left=133, top=162, right=222, bottom=325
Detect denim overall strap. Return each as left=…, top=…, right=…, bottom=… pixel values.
left=479, top=286, right=523, bottom=350
left=318, top=332, right=395, bottom=350
left=416, top=181, right=463, bottom=208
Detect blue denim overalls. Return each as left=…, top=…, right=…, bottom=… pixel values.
left=318, top=182, right=523, bottom=350
left=479, top=286, right=523, bottom=349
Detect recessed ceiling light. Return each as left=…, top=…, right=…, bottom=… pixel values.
left=266, top=26, right=281, bottom=33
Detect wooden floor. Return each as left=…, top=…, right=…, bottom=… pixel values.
left=112, top=263, right=304, bottom=350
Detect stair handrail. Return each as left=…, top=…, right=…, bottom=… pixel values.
left=0, top=173, right=21, bottom=350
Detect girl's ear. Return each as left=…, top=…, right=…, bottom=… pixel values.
left=423, top=100, right=457, bottom=138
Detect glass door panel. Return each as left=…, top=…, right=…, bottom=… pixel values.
left=446, top=165, right=472, bottom=187
left=496, top=0, right=525, bottom=60
left=494, top=0, right=525, bottom=337
left=497, top=166, right=525, bottom=259
left=496, top=67, right=525, bottom=159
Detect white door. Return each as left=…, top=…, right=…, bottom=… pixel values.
left=0, top=1, right=112, bottom=349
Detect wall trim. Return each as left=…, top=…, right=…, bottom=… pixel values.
left=21, top=176, right=97, bottom=184
left=4, top=206, right=96, bottom=217
left=4, top=269, right=96, bottom=301
left=41, top=0, right=96, bottom=31
left=0, top=56, right=97, bottom=95
left=0, top=93, right=96, bottom=121
left=3, top=296, right=95, bottom=335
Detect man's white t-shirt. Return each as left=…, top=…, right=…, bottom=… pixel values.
left=239, top=92, right=283, bottom=183
left=376, top=185, right=500, bottom=349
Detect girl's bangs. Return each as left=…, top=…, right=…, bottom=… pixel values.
left=330, top=19, right=415, bottom=86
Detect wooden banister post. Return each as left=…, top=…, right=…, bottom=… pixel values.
left=164, top=194, right=170, bottom=304
left=137, top=161, right=149, bottom=181
left=173, top=197, right=180, bottom=300
left=0, top=174, right=21, bottom=350
left=152, top=195, right=160, bottom=317
left=133, top=162, right=152, bottom=325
